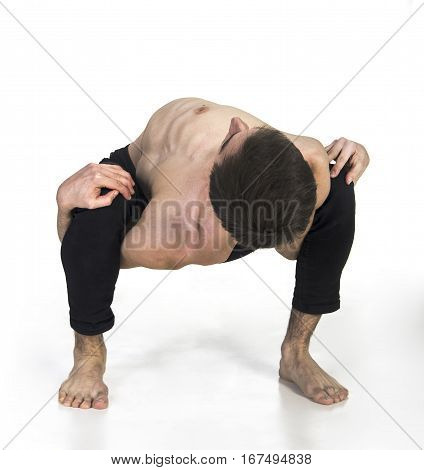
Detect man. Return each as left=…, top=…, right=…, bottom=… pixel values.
left=56, top=97, right=369, bottom=409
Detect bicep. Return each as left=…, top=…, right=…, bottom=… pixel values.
left=120, top=204, right=186, bottom=270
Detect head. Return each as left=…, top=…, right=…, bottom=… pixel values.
left=209, top=117, right=317, bottom=249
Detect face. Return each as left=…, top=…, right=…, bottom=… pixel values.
left=219, top=117, right=259, bottom=157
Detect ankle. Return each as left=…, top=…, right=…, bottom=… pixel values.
left=281, top=338, right=310, bottom=358
left=70, top=356, right=105, bottom=377
left=74, top=332, right=106, bottom=357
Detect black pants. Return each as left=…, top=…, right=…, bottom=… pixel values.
left=61, top=146, right=148, bottom=335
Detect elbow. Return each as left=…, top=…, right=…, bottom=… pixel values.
left=120, top=256, right=137, bottom=269
left=120, top=248, right=141, bottom=269
left=120, top=246, right=187, bottom=270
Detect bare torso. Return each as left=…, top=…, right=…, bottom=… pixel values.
left=122, top=97, right=330, bottom=269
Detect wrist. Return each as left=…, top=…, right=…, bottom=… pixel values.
left=56, top=185, right=73, bottom=212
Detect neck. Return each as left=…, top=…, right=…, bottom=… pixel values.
left=128, top=142, right=143, bottom=168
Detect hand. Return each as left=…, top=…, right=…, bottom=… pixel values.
left=325, top=137, right=370, bottom=185
left=56, top=163, right=135, bottom=211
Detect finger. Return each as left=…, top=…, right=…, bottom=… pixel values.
left=89, top=163, right=134, bottom=194
left=345, top=166, right=357, bottom=185
left=324, top=139, right=336, bottom=152
left=346, top=165, right=364, bottom=185
left=99, top=164, right=135, bottom=186
left=95, top=175, right=132, bottom=199
left=327, top=139, right=345, bottom=162
left=330, top=143, right=355, bottom=178
left=103, top=166, right=135, bottom=188
left=97, top=166, right=135, bottom=193
left=98, top=167, right=135, bottom=195
left=91, top=190, right=119, bottom=209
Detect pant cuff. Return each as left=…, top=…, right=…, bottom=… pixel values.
left=70, top=317, right=115, bottom=336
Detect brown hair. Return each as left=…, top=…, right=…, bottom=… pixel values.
left=209, top=127, right=317, bottom=249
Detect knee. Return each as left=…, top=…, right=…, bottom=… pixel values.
left=73, top=193, right=127, bottom=232
left=61, top=196, right=128, bottom=264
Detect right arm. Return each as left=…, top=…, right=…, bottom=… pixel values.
left=56, top=205, right=72, bottom=243
left=56, top=162, right=135, bottom=242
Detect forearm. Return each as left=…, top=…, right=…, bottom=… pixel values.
left=57, top=206, right=72, bottom=242
left=56, top=185, right=73, bottom=242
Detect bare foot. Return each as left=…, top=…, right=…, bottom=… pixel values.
left=58, top=333, right=109, bottom=410
left=279, top=343, right=348, bottom=405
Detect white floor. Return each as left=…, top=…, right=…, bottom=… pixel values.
left=2, top=247, right=423, bottom=450
left=1, top=0, right=423, bottom=451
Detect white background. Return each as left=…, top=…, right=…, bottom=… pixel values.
left=0, top=0, right=423, bottom=451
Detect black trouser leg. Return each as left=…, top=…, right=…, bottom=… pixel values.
left=60, top=146, right=147, bottom=336
left=61, top=188, right=128, bottom=335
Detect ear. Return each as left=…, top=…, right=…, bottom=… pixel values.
left=228, top=117, right=249, bottom=135
left=221, top=117, right=250, bottom=146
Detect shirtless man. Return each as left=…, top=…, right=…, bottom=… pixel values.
left=56, top=97, right=369, bottom=409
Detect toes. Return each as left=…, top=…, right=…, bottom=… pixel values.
left=328, top=387, right=349, bottom=403
left=321, top=385, right=349, bottom=404
left=314, top=394, right=333, bottom=405
left=80, top=398, right=92, bottom=409
left=311, top=388, right=334, bottom=405
left=326, top=387, right=341, bottom=403
left=71, top=395, right=84, bottom=408
left=92, top=385, right=109, bottom=410
left=63, top=394, right=74, bottom=407
left=92, top=395, right=108, bottom=410
left=338, top=388, right=349, bottom=401
left=325, top=386, right=336, bottom=398
left=58, top=389, right=67, bottom=404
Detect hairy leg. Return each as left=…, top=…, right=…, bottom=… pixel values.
left=58, top=147, right=148, bottom=410
left=58, top=332, right=109, bottom=410
left=279, top=309, right=348, bottom=405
